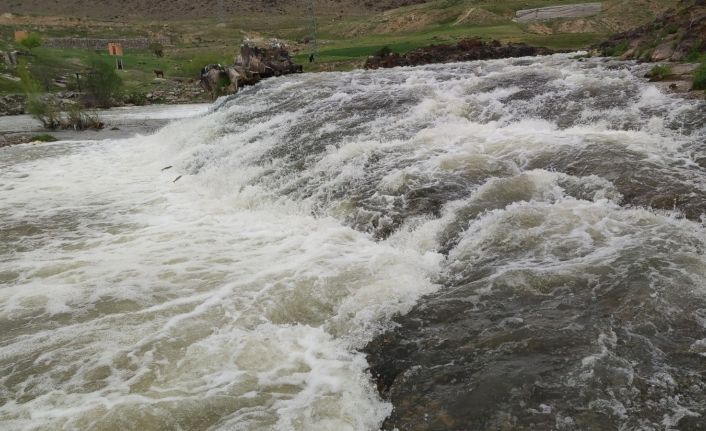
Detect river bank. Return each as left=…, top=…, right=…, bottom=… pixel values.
left=0, top=102, right=211, bottom=147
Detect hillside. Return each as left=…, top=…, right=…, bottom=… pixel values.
left=0, top=0, right=683, bottom=106
left=0, top=0, right=428, bottom=19
left=600, top=0, right=706, bottom=62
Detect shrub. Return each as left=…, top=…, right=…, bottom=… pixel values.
left=693, top=61, right=706, bottom=91
left=183, top=53, right=229, bottom=78
left=648, top=64, right=672, bottom=80
left=19, top=32, right=42, bottom=51
left=376, top=46, right=394, bottom=57
left=17, top=61, right=41, bottom=94
left=18, top=61, right=60, bottom=128
left=83, top=57, right=123, bottom=107
left=606, top=40, right=629, bottom=57
left=31, top=134, right=58, bottom=142
left=149, top=42, right=164, bottom=57
left=124, top=90, right=147, bottom=106
left=64, top=105, right=102, bottom=130
left=27, top=95, right=62, bottom=129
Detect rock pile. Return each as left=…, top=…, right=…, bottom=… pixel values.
left=0, top=95, right=26, bottom=116
left=200, top=42, right=303, bottom=99
left=364, top=38, right=555, bottom=69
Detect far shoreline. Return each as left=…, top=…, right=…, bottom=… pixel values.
left=0, top=102, right=212, bottom=147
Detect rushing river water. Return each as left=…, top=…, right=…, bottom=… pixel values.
left=1, top=55, right=705, bottom=431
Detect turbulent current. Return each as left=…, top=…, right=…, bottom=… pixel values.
left=1, top=55, right=705, bottom=430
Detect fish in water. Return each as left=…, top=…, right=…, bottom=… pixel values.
left=161, top=166, right=173, bottom=171
left=173, top=175, right=182, bottom=183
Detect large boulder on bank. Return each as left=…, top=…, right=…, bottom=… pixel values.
left=364, top=38, right=554, bottom=70
left=200, top=41, right=302, bottom=99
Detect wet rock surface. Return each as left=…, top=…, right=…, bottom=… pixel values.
left=364, top=38, right=554, bottom=69
left=359, top=57, right=706, bottom=431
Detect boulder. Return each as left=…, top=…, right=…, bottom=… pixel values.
left=364, top=38, right=554, bottom=70
left=199, top=41, right=302, bottom=99
left=651, top=41, right=675, bottom=62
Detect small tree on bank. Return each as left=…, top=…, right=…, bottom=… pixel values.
left=84, top=57, right=123, bottom=107
left=19, top=32, right=42, bottom=52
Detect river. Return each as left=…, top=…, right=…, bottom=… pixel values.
left=1, top=54, right=705, bottom=430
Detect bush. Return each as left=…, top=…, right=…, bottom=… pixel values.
left=31, top=134, right=58, bottom=142
left=17, top=61, right=41, bottom=94
left=693, top=61, right=706, bottom=91
left=18, top=61, right=60, bottom=128
left=124, top=90, right=148, bottom=106
left=376, top=46, right=394, bottom=57
left=19, top=32, right=42, bottom=51
left=648, top=64, right=672, bottom=80
left=83, top=57, right=123, bottom=107
left=149, top=42, right=164, bottom=57
left=27, top=95, right=62, bottom=129
left=606, top=40, right=629, bottom=57
left=685, top=48, right=705, bottom=63
left=183, top=53, right=229, bottom=78
left=64, top=105, right=103, bottom=130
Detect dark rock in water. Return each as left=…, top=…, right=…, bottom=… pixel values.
left=199, top=41, right=303, bottom=99
left=364, top=38, right=555, bottom=69
left=366, top=233, right=706, bottom=430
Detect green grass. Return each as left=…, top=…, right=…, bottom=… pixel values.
left=31, top=134, right=58, bottom=142
left=648, top=64, right=672, bottom=80
left=693, top=61, right=706, bottom=91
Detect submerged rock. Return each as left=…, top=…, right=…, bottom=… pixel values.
left=364, top=38, right=554, bottom=69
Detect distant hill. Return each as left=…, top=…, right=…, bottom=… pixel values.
left=0, top=0, right=428, bottom=19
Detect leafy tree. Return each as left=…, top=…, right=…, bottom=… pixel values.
left=18, top=61, right=59, bottom=128
left=20, top=32, right=42, bottom=51
left=84, top=57, right=123, bottom=107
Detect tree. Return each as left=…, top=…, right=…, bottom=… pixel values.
left=149, top=42, right=164, bottom=57
left=18, top=61, right=60, bottom=129
left=83, top=57, right=123, bottom=107
left=20, top=32, right=42, bottom=51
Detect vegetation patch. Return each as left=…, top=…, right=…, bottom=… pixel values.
left=647, top=64, right=672, bottom=80
left=693, top=61, right=706, bottom=91
left=31, top=134, right=58, bottom=142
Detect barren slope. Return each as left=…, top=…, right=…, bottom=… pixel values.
left=0, top=0, right=428, bottom=19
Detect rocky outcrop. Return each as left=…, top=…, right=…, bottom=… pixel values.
left=0, top=95, right=26, bottom=116
left=599, top=0, right=706, bottom=62
left=199, top=42, right=303, bottom=99
left=364, top=38, right=555, bottom=69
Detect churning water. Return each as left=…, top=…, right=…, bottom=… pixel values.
left=0, top=55, right=705, bottom=430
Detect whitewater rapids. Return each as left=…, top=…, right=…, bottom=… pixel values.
left=1, top=54, right=705, bottom=430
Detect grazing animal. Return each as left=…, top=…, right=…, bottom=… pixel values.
left=154, top=69, right=165, bottom=78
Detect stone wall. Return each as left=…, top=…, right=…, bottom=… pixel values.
left=515, top=3, right=602, bottom=22
left=44, top=37, right=171, bottom=50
